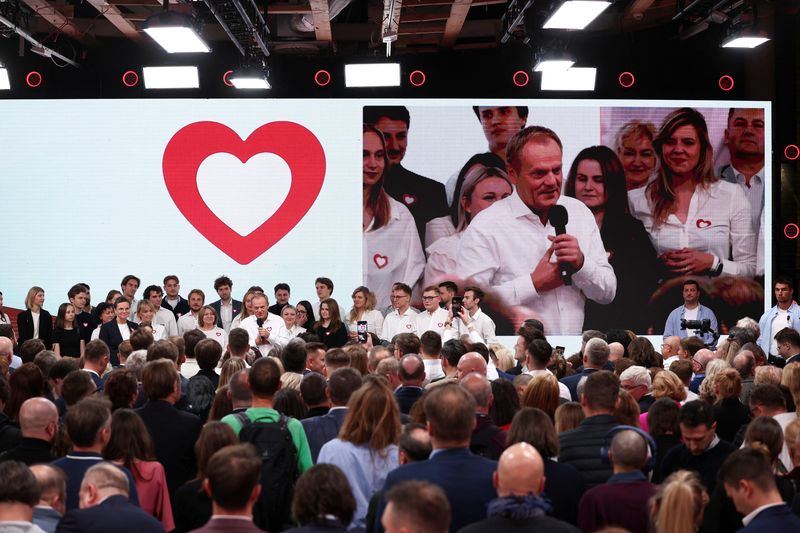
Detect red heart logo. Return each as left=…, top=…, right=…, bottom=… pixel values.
left=406, top=324, right=412, bottom=330
left=373, top=254, right=389, bottom=269
left=267, top=326, right=272, bottom=332
left=163, top=121, right=326, bottom=264
left=216, top=332, right=221, bottom=337
left=696, top=219, right=712, bottom=228
left=403, top=194, right=417, bottom=205
left=437, top=322, right=443, bottom=327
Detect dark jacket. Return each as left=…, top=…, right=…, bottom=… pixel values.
left=301, top=407, right=348, bottom=463
left=712, top=397, right=751, bottom=442
left=0, top=413, right=22, bottom=454
left=459, top=513, right=580, bottom=533
left=577, top=474, right=656, bottom=533
left=560, top=369, right=599, bottom=402
left=98, top=320, right=139, bottom=367
left=383, top=163, right=449, bottom=242
left=377, top=448, right=497, bottom=533
left=558, top=414, right=618, bottom=488
left=654, top=439, right=736, bottom=494
left=136, top=400, right=203, bottom=497
left=0, top=436, right=54, bottom=465
left=173, top=479, right=211, bottom=533
left=16, top=308, right=53, bottom=349
left=738, top=503, right=800, bottom=532
left=209, top=299, right=242, bottom=329
left=187, top=516, right=263, bottom=533
left=162, top=296, right=191, bottom=321
left=544, top=459, right=586, bottom=525
left=394, top=386, right=424, bottom=414
left=55, top=494, right=165, bottom=533
left=52, top=452, right=139, bottom=511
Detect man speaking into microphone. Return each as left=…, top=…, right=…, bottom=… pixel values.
left=241, top=293, right=283, bottom=357
left=456, top=126, right=616, bottom=335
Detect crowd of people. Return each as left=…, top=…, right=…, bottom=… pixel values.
left=1, top=269, right=800, bottom=533
left=361, top=105, right=765, bottom=335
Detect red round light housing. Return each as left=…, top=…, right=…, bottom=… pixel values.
left=26, top=71, right=42, bottom=88
left=122, top=70, right=139, bottom=87
left=314, top=70, right=331, bottom=87
left=785, top=144, right=800, bottom=161
left=785, top=223, right=800, bottom=239
left=223, top=70, right=234, bottom=87
left=618, top=71, right=635, bottom=88
left=512, top=70, right=529, bottom=87
left=718, top=75, right=734, bottom=91
left=409, top=70, right=426, bottom=87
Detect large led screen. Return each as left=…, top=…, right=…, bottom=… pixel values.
left=2, top=99, right=770, bottom=338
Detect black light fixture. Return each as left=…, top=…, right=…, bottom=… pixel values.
left=144, top=1, right=210, bottom=54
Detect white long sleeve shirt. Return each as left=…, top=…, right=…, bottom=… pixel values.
left=380, top=307, right=419, bottom=341
left=456, top=192, right=616, bottom=335
left=415, top=307, right=450, bottom=338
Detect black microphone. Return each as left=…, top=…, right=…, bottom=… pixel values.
left=547, top=205, right=572, bottom=286
left=256, top=317, right=264, bottom=328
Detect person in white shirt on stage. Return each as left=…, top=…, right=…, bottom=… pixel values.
left=347, top=286, right=384, bottom=340
left=273, top=304, right=306, bottom=347
left=120, top=275, right=140, bottom=313
left=311, top=277, right=334, bottom=322
left=197, top=305, right=228, bottom=350
left=628, top=107, right=756, bottom=279
left=240, top=294, right=282, bottom=357
left=90, top=303, right=115, bottom=341
left=231, top=289, right=258, bottom=330
left=363, top=124, right=425, bottom=310
left=135, top=301, right=167, bottom=341
left=415, top=286, right=449, bottom=337
left=450, top=286, right=496, bottom=344
left=424, top=157, right=512, bottom=286
left=718, top=108, right=765, bottom=234
left=177, top=289, right=205, bottom=336
left=456, top=126, right=616, bottom=335
left=135, top=285, right=177, bottom=337
left=757, top=276, right=800, bottom=358
left=381, top=283, right=419, bottom=341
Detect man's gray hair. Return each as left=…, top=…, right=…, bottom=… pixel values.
left=81, top=463, right=129, bottom=497
left=620, top=365, right=651, bottom=390
left=585, top=338, right=610, bottom=367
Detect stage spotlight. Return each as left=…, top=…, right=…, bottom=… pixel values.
left=229, top=65, right=270, bottom=89
left=718, top=75, right=734, bottom=91
left=533, top=48, right=575, bottom=72
left=314, top=70, right=331, bottom=87
left=143, top=66, right=199, bottom=89
left=785, top=145, right=799, bottom=161
left=513, top=70, right=529, bottom=87
left=344, top=63, right=400, bottom=88
left=784, top=224, right=799, bottom=240
left=26, top=71, right=42, bottom=88
left=144, top=11, right=210, bottom=54
left=543, top=1, right=611, bottom=30
left=541, top=67, right=596, bottom=91
left=0, top=64, right=9, bottom=90
left=722, top=27, right=769, bottom=48
left=122, top=70, right=140, bottom=87
left=409, top=70, right=426, bottom=87
left=618, top=71, right=635, bottom=88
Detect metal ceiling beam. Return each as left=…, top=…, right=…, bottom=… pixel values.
left=309, top=0, right=332, bottom=42
left=19, top=0, right=94, bottom=45
left=0, top=12, right=81, bottom=66
left=85, top=0, right=142, bottom=41
left=441, top=0, right=470, bottom=47
left=203, top=0, right=270, bottom=58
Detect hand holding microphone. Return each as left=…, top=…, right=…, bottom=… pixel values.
left=531, top=205, right=585, bottom=291
left=256, top=317, right=269, bottom=342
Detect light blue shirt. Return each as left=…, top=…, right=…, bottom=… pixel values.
left=663, top=304, right=718, bottom=347
left=757, top=302, right=800, bottom=355
left=317, top=439, right=399, bottom=532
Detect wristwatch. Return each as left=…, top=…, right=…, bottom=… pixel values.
left=709, top=256, right=723, bottom=277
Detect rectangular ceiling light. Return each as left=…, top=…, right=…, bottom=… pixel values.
left=344, top=63, right=401, bottom=88
left=0, top=68, right=9, bottom=90
left=230, top=76, right=271, bottom=90
left=143, top=66, right=200, bottom=89
left=543, top=1, right=611, bottom=30
left=534, top=59, right=576, bottom=72
left=721, top=36, right=770, bottom=48
left=541, top=67, right=597, bottom=91
left=143, top=27, right=211, bottom=54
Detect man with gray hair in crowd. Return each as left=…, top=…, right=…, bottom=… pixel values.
left=30, top=465, right=66, bottom=533
left=619, top=365, right=655, bottom=413
left=734, top=349, right=756, bottom=405
left=561, top=337, right=610, bottom=401
left=394, top=354, right=426, bottom=414
left=55, top=463, right=164, bottom=533
left=690, top=348, right=715, bottom=393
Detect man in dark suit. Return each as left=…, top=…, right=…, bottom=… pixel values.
left=775, top=327, right=800, bottom=366
left=68, top=284, right=96, bottom=345
left=720, top=448, right=800, bottom=531
left=561, top=338, right=610, bottom=401
left=301, top=368, right=362, bottom=463
left=0, top=397, right=57, bottom=465
left=363, top=106, right=449, bottom=241
left=161, top=275, right=191, bottom=321
left=55, top=462, right=165, bottom=533
left=136, top=359, right=203, bottom=497
left=188, top=444, right=263, bottom=533
left=394, top=354, right=425, bottom=415
left=210, top=276, right=242, bottom=331
left=376, top=384, right=497, bottom=533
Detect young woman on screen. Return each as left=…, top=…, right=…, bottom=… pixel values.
left=313, top=298, right=348, bottom=349
left=347, top=286, right=384, bottom=339
left=564, top=145, right=661, bottom=332
left=629, top=107, right=756, bottom=278
left=52, top=303, right=84, bottom=358
left=362, top=124, right=425, bottom=309
left=424, top=154, right=512, bottom=287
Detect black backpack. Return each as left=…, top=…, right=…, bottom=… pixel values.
left=184, top=374, right=215, bottom=420
left=234, top=411, right=299, bottom=532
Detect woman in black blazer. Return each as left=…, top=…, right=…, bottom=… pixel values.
left=16, top=286, right=53, bottom=349
left=99, top=297, right=138, bottom=367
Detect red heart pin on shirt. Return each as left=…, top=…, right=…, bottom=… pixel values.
left=373, top=254, right=389, bottom=269
left=163, top=121, right=326, bottom=264
left=696, top=219, right=712, bottom=228
left=403, top=194, right=417, bottom=205
left=406, top=324, right=412, bottom=329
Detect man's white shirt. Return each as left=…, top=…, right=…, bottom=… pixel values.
left=415, top=307, right=449, bottom=337
left=241, top=313, right=284, bottom=356
left=452, top=308, right=496, bottom=344
left=381, top=307, right=419, bottom=341
left=525, top=368, right=571, bottom=401
left=177, top=312, right=200, bottom=336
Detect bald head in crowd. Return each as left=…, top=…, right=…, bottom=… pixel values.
left=733, top=350, right=756, bottom=379
left=30, top=464, right=66, bottom=515
left=662, top=336, right=681, bottom=359
left=457, top=353, right=487, bottom=381
left=19, top=397, right=59, bottom=442
left=0, top=336, right=13, bottom=360
left=79, top=462, right=130, bottom=508
left=399, top=354, right=425, bottom=387
left=609, top=430, right=650, bottom=471
left=608, top=342, right=625, bottom=362
left=693, top=349, right=714, bottom=371
left=460, top=373, right=492, bottom=411
left=495, top=442, right=546, bottom=497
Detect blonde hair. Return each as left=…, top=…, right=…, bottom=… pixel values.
left=613, top=119, right=657, bottom=154
left=713, top=368, right=742, bottom=401
left=755, top=365, right=782, bottom=386
left=24, top=286, right=44, bottom=310
left=136, top=300, right=155, bottom=315
left=652, top=470, right=708, bottom=533
left=785, top=419, right=800, bottom=467
left=348, top=286, right=377, bottom=324
left=218, top=358, right=247, bottom=391
left=522, top=373, right=560, bottom=420
left=699, top=359, right=730, bottom=399
left=652, top=371, right=687, bottom=402
left=554, top=402, right=584, bottom=433
left=489, top=343, right=515, bottom=372
left=781, top=363, right=800, bottom=409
